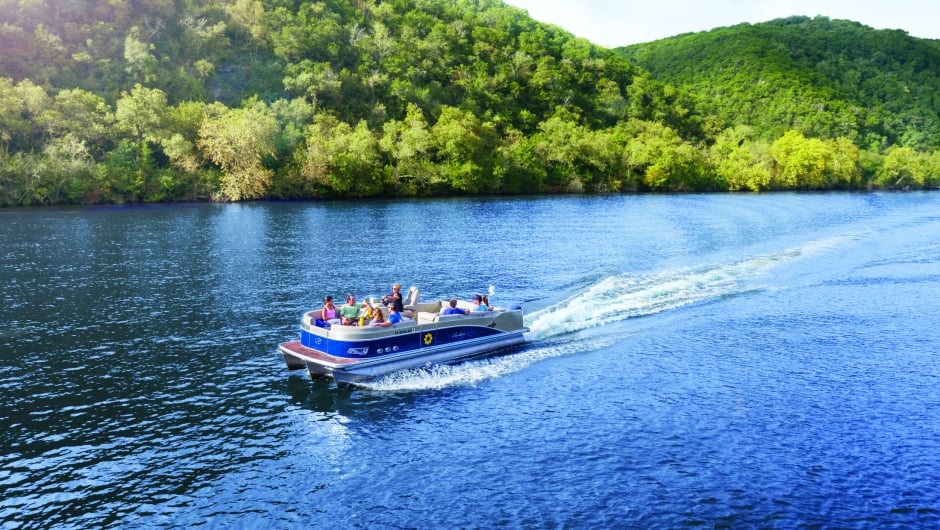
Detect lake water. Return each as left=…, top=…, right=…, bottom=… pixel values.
left=2, top=193, right=939, bottom=528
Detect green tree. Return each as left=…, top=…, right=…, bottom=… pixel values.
left=0, top=78, right=50, bottom=152
left=15, top=137, right=95, bottom=205
left=430, top=105, right=498, bottom=193
left=529, top=109, right=584, bottom=190
left=224, top=0, right=268, bottom=45
left=37, top=88, right=114, bottom=156
left=711, top=126, right=772, bottom=191
left=618, top=119, right=706, bottom=191
left=878, top=145, right=923, bottom=188
left=300, top=114, right=383, bottom=196
left=198, top=99, right=277, bottom=200
left=826, top=136, right=862, bottom=188
left=123, top=26, right=157, bottom=83
left=493, top=127, right=546, bottom=193
left=270, top=97, right=314, bottom=159
left=769, top=130, right=832, bottom=189
left=380, top=103, right=436, bottom=194
left=923, top=151, right=940, bottom=188
left=114, top=84, right=169, bottom=148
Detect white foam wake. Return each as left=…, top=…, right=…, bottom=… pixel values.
left=523, top=245, right=817, bottom=340
left=362, top=234, right=858, bottom=391
left=363, top=335, right=617, bottom=392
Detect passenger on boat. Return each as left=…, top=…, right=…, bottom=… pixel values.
left=443, top=298, right=469, bottom=315
left=355, top=298, right=375, bottom=327
left=371, top=305, right=403, bottom=328
left=387, top=305, right=402, bottom=324
left=340, top=294, right=359, bottom=325
left=470, top=294, right=490, bottom=312
left=320, top=296, right=339, bottom=324
left=382, top=283, right=404, bottom=312
left=368, top=307, right=387, bottom=327
left=361, top=298, right=376, bottom=317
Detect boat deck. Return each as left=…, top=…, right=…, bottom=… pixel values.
left=279, top=340, right=360, bottom=365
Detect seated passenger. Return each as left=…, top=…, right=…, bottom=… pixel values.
left=372, top=305, right=402, bottom=327
left=470, top=294, right=490, bottom=312
left=320, top=296, right=339, bottom=323
left=357, top=298, right=375, bottom=326
left=339, top=294, right=359, bottom=325
left=369, top=307, right=386, bottom=328
left=442, top=298, right=469, bottom=315
left=387, top=305, right=402, bottom=324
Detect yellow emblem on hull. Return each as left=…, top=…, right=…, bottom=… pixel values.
left=423, top=332, right=433, bottom=345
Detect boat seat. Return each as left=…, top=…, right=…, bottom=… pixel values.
left=393, top=319, right=418, bottom=330
left=414, top=300, right=443, bottom=314
left=403, top=286, right=419, bottom=310
left=416, top=311, right=439, bottom=324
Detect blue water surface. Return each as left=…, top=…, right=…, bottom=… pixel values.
left=1, top=192, right=939, bottom=528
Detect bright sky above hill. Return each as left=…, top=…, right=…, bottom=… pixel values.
left=502, top=0, right=940, bottom=47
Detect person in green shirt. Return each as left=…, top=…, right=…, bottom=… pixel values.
left=340, top=294, right=360, bottom=325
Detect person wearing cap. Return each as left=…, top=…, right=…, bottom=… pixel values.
left=470, top=294, right=490, bottom=312
left=382, top=283, right=404, bottom=312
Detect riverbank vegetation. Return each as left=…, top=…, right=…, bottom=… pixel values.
left=1, top=1, right=939, bottom=205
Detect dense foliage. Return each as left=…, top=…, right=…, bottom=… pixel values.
left=619, top=16, right=940, bottom=149
left=618, top=16, right=940, bottom=190
left=0, top=4, right=937, bottom=205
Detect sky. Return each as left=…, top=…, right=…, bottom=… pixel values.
left=502, top=0, right=940, bottom=48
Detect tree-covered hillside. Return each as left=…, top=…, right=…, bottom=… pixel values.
left=618, top=16, right=940, bottom=151
left=1, top=4, right=938, bottom=206
left=2, top=0, right=710, bottom=204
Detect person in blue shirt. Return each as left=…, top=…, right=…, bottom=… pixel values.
left=387, top=305, right=402, bottom=324
left=372, top=305, right=402, bottom=327
left=470, top=294, right=490, bottom=312
left=443, top=298, right=469, bottom=315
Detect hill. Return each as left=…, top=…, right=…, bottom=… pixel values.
left=1, top=0, right=709, bottom=204
left=617, top=16, right=940, bottom=151
left=1, top=4, right=938, bottom=205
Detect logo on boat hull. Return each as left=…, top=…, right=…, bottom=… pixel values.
left=423, top=332, right=433, bottom=346
left=347, top=347, right=369, bottom=356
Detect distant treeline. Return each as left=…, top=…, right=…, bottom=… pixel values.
left=1, top=2, right=937, bottom=206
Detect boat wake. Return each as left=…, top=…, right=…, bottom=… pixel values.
left=364, top=335, right=618, bottom=392
left=523, top=239, right=852, bottom=341
left=358, top=235, right=856, bottom=392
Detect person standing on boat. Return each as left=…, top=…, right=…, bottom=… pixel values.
left=443, top=299, right=469, bottom=315
left=339, top=294, right=359, bottom=325
left=470, top=294, right=490, bottom=312
left=382, top=283, right=404, bottom=312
